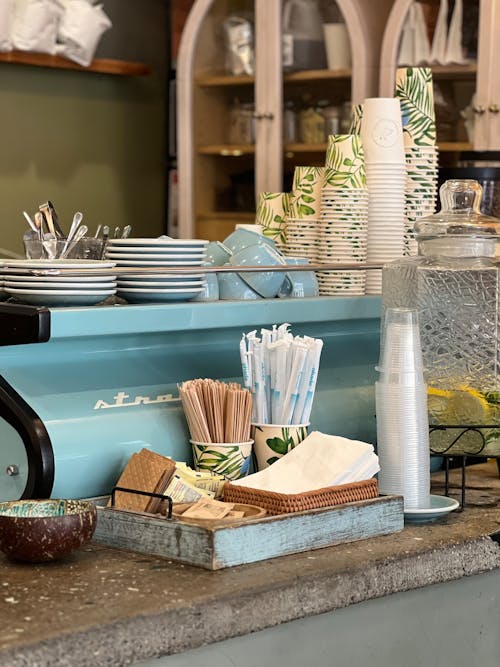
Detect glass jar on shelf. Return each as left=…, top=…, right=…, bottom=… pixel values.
left=298, top=104, right=325, bottom=144
left=228, top=99, right=255, bottom=145
left=283, top=100, right=297, bottom=143
left=321, top=104, right=341, bottom=139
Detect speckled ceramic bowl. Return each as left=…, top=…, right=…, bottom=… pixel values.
left=0, top=499, right=97, bottom=563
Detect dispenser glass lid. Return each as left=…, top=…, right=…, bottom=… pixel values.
left=415, top=179, right=500, bottom=239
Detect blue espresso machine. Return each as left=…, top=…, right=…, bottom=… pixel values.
left=0, top=297, right=381, bottom=501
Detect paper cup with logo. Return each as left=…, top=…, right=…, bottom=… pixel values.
left=289, top=167, right=324, bottom=218
left=251, top=424, right=309, bottom=470
left=360, top=98, right=405, bottom=164
left=395, top=67, right=436, bottom=147
left=325, top=134, right=366, bottom=188
left=190, top=440, right=253, bottom=480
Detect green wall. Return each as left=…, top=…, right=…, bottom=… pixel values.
left=0, top=0, right=168, bottom=255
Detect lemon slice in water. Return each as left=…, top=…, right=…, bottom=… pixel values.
left=428, top=386, right=490, bottom=424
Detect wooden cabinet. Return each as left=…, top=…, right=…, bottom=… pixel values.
left=177, top=0, right=393, bottom=239
left=380, top=0, right=500, bottom=153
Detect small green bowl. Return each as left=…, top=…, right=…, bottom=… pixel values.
left=0, top=499, right=97, bottom=563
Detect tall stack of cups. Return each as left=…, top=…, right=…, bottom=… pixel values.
left=284, top=166, right=324, bottom=261
left=360, top=98, right=406, bottom=294
left=395, top=67, right=439, bottom=256
left=255, top=192, right=291, bottom=251
left=375, top=308, right=430, bottom=510
left=317, top=134, right=369, bottom=295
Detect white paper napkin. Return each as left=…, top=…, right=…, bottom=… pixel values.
left=235, top=431, right=379, bottom=493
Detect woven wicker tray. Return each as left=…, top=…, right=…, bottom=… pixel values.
left=223, top=478, right=378, bottom=515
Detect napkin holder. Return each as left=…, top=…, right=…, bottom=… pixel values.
left=223, top=478, right=378, bottom=515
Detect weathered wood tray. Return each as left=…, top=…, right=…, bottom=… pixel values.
left=92, top=495, right=404, bottom=570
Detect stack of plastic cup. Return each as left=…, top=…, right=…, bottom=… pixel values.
left=375, top=307, right=430, bottom=509
left=360, top=98, right=406, bottom=294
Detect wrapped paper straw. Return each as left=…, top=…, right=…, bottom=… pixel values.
left=240, top=325, right=323, bottom=425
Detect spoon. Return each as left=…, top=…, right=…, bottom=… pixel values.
left=100, top=225, right=110, bottom=259
left=121, top=225, right=132, bottom=239
left=94, top=224, right=102, bottom=238
left=22, top=211, right=38, bottom=234
left=34, top=211, right=44, bottom=241
left=59, top=224, right=88, bottom=259
left=113, top=226, right=121, bottom=239
left=61, top=212, right=83, bottom=257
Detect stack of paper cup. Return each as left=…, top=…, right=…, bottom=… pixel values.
left=349, top=103, right=363, bottom=135
left=317, top=134, right=368, bottom=295
left=395, top=67, right=439, bottom=255
left=361, top=98, right=406, bottom=294
left=255, top=192, right=290, bottom=250
left=375, top=308, right=430, bottom=510
left=284, top=166, right=324, bottom=261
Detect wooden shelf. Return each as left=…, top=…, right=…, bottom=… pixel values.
left=285, top=143, right=327, bottom=154
left=430, top=63, right=477, bottom=79
left=198, top=144, right=255, bottom=156
left=199, top=142, right=474, bottom=157
left=196, top=68, right=351, bottom=88
left=0, top=50, right=151, bottom=76
left=438, top=142, right=474, bottom=151
left=196, top=72, right=254, bottom=87
left=283, top=68, right=351, bottom=83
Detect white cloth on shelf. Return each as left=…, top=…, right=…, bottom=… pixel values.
left=235, top=431, right=379, bottom=494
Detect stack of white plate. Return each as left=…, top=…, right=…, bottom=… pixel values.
left=0, top=260, right=6, bottom=301
left=105, top=238, right=208, bottom=303
left=3, top=260, right=117, bottom=306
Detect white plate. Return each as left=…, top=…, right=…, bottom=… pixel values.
left=117, top=280, right=205, bottom=288
left=107, top=238, right=208, bottom=247
left=5, top=281, right=116, bottom=290
left=118, top=288, right=204, bottom=303
left=114, top=259, right=205, bottom=267
left=106, top=252, right=206, bottom=261
left=5, top=259, right=116, bottom=269
left=2, top=273, right=118, bottom=283
left=5, top=289, right=115, bottom=306
left=119, top=273, right=205, bottom=281
left=106, top=246, right=207, bottom=255
left=403, top=494, right=459, bottom=524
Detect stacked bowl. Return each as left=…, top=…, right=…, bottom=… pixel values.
left=395, top=67, right=439, bottom=255
left=3, top=259, right=116, bottom=306
left=284, top=166, right=324, bottom=261
left=317, top=134, right=369, bottom=295
left=105, top=238, right=208, bottom=303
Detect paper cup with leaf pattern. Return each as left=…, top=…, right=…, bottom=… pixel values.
left=289, top=167, right=324, bottom=218
left=394, top=67, right=436, bottom=147
left=324, top=134, right=367, bottom=188
left=349, top=103, right=363, bottom=135
left=251, top=423, right=309, bottom=470
left=256, top=191, right=290, bottom=247
left=190, top=440, right=253, bottom=480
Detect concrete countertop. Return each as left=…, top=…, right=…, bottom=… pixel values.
left=1, top=463, right=500, bottom=667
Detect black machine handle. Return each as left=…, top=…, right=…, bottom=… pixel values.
left=0, top=303, right=50, bottom=346
left=110, top=486, right=173, bottom=519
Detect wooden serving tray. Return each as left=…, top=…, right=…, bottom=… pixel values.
left=92, top=495, right=404, bottom=570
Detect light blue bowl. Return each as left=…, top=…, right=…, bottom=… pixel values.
left=278, top=257, right=319, bottom=298
left=223, top=228, right=276, bottom=254
left=230, top=243, right=287, bottom=298
left=205, top=241, right=233, bottom=266
left=192, top=272, right=219, bottom=302
left=218, top=266, right=263, bottom=300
